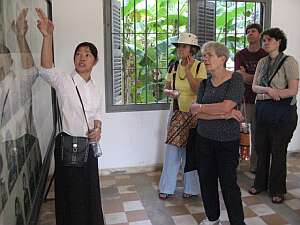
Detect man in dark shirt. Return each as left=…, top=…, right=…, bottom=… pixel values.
left=234, top=23, right=268, bottom=173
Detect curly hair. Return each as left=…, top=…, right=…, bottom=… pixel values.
left=261, top=28, right=287, bottom=52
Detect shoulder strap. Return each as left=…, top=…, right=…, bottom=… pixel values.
left=71, top=77, right=90, bottom=132
left=202, top=78, right=207, bottom=89
left=56, top=98, right=63, bottom=132
left=168, top=60, right=179, bottom=73
left=170, top=60, right=201, bottom=90
left=0, top=89, right=9, bottom=126
left=200, top=79, right=207, bottom=102
left=196, top=61, right=201, bottom=74
left=267, top=55, right=289, bottom=86
left=171, top=60, right=179, bottom=90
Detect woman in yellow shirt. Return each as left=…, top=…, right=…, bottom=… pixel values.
left=159, top=33, right=207, bottom=199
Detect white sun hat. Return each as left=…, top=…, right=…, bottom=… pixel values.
left=172, top=32, right=200, bottom=49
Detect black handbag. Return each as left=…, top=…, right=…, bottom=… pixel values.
left=184, top=128, right=198, bottom=172
left=256, top=56, right=292, bottom=127
left=256, top=97, right=293, bottom=126
left=55, top=78, right=91, bottom=167
left=184, top=80, right=207, bottom=173
left=56, top=132, right=89, bottom=167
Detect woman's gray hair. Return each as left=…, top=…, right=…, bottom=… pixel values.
left=201, top=41, right=230, bottom=63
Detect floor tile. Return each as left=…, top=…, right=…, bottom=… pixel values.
left=288, top=188, right=300, bottom=198
left=261, top=213, right=289, bottom=225
left=244, top=217, right=268, bottom=225
left=103, top=199, right=124, bottom=214
left=38, top=154, right=300, bottom=225
left=101, top=179, right=116, bottom=188
left=249, top=204, right=275, bottom=216
left=285, top=199, right=300, bottom=210
left=118, top=185, right=137, bottom=194
left=172, top=215, right=198, bottom=225
left=105, top=212, right=128, bottom=225
left=166, top=205, right=190, bottom=216
left=242, top=196, right=263, bottom=206
left=123, top=200, right=144, bottom=212
left=126, top=210, right=148, bottom=222
left=120, top=193, right=140, bottom=202
left=128, top=220, right=152, bottom=225
left=185, top=202, right=205, bottom=214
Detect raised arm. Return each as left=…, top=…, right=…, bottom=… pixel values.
left=35, top=8, right=54, bottom=68
left=12, top=8, right=33, bottom=69
left=184, top=56, right=202, bottom=93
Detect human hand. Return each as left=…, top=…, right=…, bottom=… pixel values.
left=35, top=8, right=54, bottom=37
left=87, top=127, right=101, bottom=142
left=190, top=103, right=201, bottom=114
left=164, top=89, right=180, bottom=98
left=11, top=8, right=28, bottom=36
left=224, top=109, right=244, bottom=122
left=266, top=87, right=280, bottom=101
left=239, top=66, right=246, bottom=72
left=185, top=55, right=193, bottom=72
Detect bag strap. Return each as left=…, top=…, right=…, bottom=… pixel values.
left=241, top=98, right=247, bottom=120
left=170, top=60, right=179, bottom=90
left=56, top=98, right=63, bottom=133
left=71, top=77, right=90, bottom=133
left=0, top=89, right=9, bottom=126
left=202, top=79, right=207, bottom=91
left=199, top=79, right=207, bottom=103
left=267, top=55, right=289, bottom=86
left=170, top=60, right=202, bottom=90
left=196, top=61, right=202, bottom=75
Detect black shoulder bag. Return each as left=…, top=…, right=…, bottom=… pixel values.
left=255, top=56, right=293, bottom=127
left=184, top=79, right=207, bottom=173
left=55, top=78, right=90, bottom=167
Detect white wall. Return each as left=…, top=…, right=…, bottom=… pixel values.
left=271, top=0, right=300, bottom=151
left=51, top=0, right=300, bottom=171
left=52, top=0, right=168, bottom=170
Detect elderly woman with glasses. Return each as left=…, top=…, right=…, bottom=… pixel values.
left=158, top=33, right=207, bottom=200
left=190, top=41, right=245, bottom=225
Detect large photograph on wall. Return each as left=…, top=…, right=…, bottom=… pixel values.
left=0, top=0, right=53, bottom=224
left=0, top=1, right=4, bottom=45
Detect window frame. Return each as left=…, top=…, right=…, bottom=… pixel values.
left=103, top=0, right=271, bottom=113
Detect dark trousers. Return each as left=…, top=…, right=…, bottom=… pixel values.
left=254, top=106, right=297, bottom=195
left=196, top=135, right=245, bottom=225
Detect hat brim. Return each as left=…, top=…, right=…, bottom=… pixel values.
left=172, top=42, right=200, bottom=49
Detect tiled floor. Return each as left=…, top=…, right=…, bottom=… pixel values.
left=38, top=153, right=300, bottom=225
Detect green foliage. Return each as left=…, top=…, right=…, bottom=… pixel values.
left=120, top=0, right=188, bottom=104
left=119, top=1, right=260, bottom=104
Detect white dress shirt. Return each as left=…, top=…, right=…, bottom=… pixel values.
left=0, top=68, right=37, bottom=142
left=39, top=67, right=102, bottom=137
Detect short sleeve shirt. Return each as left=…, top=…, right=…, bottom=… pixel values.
left=234, top=48, right=268, bottom=104
left=196, top=72, right=245, bottom=142
left=255, top=55, right=299, bottom=105
left=166, top=59, right=207, bottom=112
